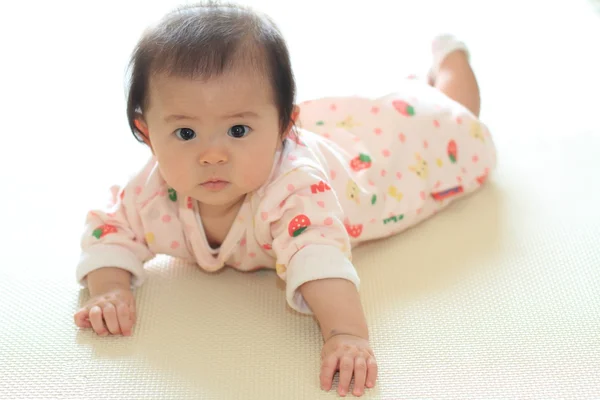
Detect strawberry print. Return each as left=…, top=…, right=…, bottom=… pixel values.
left=92, top=224, right=118, bottom=239
left=350, top=153, right=372, bottom=171
left=448, top=140, right=458, bottom=163
left=262, top=243, right=272, bottom=250
left=288, top=214, right=311, bottom=237
left=344, top=220, right=363, bottom=238
left=392, top=100, right=415, bottom=117
left=371, top=194, right=377, bottom=205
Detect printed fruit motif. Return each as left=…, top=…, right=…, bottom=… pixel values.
left=288, top=214, right=311, bottom=237
left=448, top=140, right=458, bottom=163
left=168, top=188, right=177, bottom=202
left=392, top=100, right=415, bottom=117
left=344, top=220, right=363, bottom=238
left=92, top=224, right=118, bottom=239
left=350, top=153, right=372, bottom=171
left=371, top=194, right=377, bottom=205
left=262, top=244, right=272, bottom=250
left=316, top=120, right=325, bottom=126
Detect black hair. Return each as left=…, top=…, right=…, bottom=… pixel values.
left=126, top=1, right=296, bottom=143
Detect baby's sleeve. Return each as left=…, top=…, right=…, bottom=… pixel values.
left=260, top=167, right=360, bottom=315
left=76, top=174, right=155, bottom=289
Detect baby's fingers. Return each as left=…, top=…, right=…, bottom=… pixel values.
left=117, top=302, right=133, bottom=336
left=365, top=357, right=378, bottom=389
left=337, top=356, right=354, bottom=396
left=352, top=357, right=367, bottom=396
left=102, top=303, right=121, bottom=335
left=74, top=308, right=92, bottom=329
left=129, top=298, right=137, bottom=324
left=320, top=354, right=339, bottom=391
left=89, top=306, right=108, bottom=336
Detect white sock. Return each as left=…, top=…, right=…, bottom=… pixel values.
left=429, top=34, right=471, bottom=80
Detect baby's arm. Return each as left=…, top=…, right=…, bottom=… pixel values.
left=299, top=278, right=368, bottom=342
left=259, top=164, right=378, bottom=395
left=74, top=163, right=157, bottom=336
left=300, top=278, right=377, bottom=397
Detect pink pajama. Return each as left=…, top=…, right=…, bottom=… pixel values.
left=77, top=79, right=496, bottom=315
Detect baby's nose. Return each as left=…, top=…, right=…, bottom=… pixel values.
left=198, top=148, right=228, bottom=165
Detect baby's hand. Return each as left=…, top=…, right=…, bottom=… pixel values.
left=320, top=333, right=378, bottom=397
left=74, top=286, right=136, bottom=336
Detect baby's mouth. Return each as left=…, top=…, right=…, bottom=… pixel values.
left=200, top=179, right=230, bottom=191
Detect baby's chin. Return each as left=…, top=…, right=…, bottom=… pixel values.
left=184, top=179, right=268, bottom=209
left=191, top=186, right=248, bottom=209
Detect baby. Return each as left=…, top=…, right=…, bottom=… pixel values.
left=73, top=1, right=496, bottom=397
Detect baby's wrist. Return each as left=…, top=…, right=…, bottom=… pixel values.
left=89, top=280, right=131, bottom=297
left=324, top=329, right=369, bottom=343
left=87, top=267, right=132, bottom=296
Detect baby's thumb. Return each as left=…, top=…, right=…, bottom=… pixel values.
left=74, top=308, right=92, bottom=328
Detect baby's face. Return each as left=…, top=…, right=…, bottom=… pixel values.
left=144, top=68, right=283, bottom=210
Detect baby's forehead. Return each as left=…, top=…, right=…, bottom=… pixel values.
left=147, top=68, right=275, bottom=114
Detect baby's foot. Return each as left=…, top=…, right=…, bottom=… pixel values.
left=427, top=34, right=471, bottom=86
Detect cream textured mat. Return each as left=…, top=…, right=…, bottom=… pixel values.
left=1, top=0, right=599, bottom=399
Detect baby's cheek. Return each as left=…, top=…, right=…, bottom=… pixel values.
left=239, top=165, right=269, bottom=189
left=156, top=154, right=190, bottom=192
left=235, top=133, right=279, bottom=190
left=237, top=157, right=273, bottom=190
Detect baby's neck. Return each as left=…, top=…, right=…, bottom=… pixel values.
left=197, top=195, right=246, bottom=220
left=197, top=195, right=247, bottom=249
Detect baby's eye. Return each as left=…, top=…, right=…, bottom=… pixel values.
left=228, top=125, right=251, bottom=138
left=174, top=128, right=196, bottom=141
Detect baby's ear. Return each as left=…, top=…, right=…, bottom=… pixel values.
left=133, top=115, right=153, bottom=152
left=281, top=105, right=300, bottom=142
left=291, top=105, right=300, bottom=123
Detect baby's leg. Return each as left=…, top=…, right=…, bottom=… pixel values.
left=429, top=36, right=481, bottom=117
